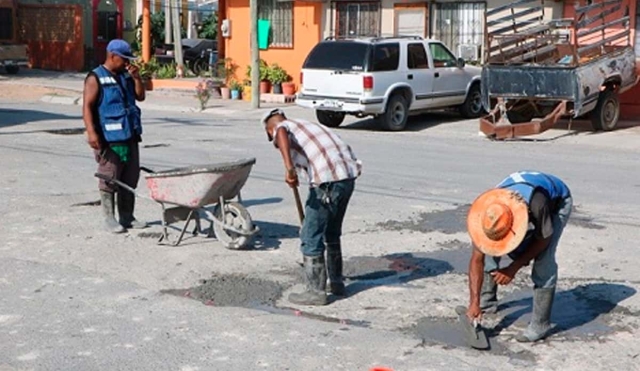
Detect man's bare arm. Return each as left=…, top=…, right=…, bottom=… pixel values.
left=83, top=75, right=101, bottom=150
left=469, top=247, right=485, bottom=309
left=275, top=127, right=294, bottom=170
left=510, top=237, right=551, bottom=271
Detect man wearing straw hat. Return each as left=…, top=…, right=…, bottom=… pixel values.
left=466, top=171, right=572, bottom=342
left=261, top=108, right=362, bottom=306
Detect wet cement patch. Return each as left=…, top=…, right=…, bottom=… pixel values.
left=409, top=317, right=538, bottom=366
left=44, top=128, right=85, bottom=135
left=376, top=204, right=469, bottom=235
left=162, top=274, right=286, bottom=307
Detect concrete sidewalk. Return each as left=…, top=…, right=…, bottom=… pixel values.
left=0, top=68, right=298, bottom=118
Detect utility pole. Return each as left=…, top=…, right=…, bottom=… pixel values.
left=164, top=0, right=172, bottom=44
left=142, top=0, right=151, bottom=62
left=249, top=0, right=259, bottom=108
left=171, top=0, right=185, bottom=77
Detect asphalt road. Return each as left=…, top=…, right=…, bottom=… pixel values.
left=1, top=99, right=639, bottom=371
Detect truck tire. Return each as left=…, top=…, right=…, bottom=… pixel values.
left=381, top=94, right=409, bottom=131
left=459, top=83, right=483, bottom=118
left=5, top=65, right=19, bottom=74
left=316, top=110, right=345, bottom=127
left=590, top=90, right=619, bottom=131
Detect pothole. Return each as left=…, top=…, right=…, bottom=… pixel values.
left=143, top=143, right=170, bottom=148
left=44, top=128, right=85, bottom=135
left=70, top=200, right=100, bottom=207
left=376, top=204, right=469, bottom=234
left=375, top=204, right=606, bottom=233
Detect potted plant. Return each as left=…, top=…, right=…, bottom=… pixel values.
left=246, top=59, right=271, bottom=94
left=268, top=64, right=288, bottom=94
left=229, top=80, right=243, bottom=100
left=282, top=77, right=296, bottom=96
left=216, top=58, right=237, bottom=100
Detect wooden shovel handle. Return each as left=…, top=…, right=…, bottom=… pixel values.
left=292, top=186, right=304, bottom=225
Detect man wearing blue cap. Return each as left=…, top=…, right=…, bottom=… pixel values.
left=82, top=39, right=147, bottom=233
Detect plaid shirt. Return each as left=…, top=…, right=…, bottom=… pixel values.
left=273, top=119, right=362, bottom=186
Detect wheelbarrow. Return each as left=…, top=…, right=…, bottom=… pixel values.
left=94, top=157, right=259, bottom=249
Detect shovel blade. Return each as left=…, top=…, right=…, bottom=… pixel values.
left=455, top=306, right=490, bottom=350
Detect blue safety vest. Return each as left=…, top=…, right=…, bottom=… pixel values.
left=496, top=171, right=571, bottom=259
left=92, top=65, right=142, bottom=143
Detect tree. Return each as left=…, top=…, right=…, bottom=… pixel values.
left=197, top=12, right=218, bottom=40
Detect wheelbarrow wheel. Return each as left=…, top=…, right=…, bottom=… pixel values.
left=213, top=202, right=253, bottom=250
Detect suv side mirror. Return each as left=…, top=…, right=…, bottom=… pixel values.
left=456, top=57, right=466, bottom=68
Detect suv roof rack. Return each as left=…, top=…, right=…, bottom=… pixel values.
left=324, top=35, right=423, bottom=42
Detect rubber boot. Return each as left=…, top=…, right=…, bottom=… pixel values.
left=480, top=272, right=498, bottom=314
left=516, top=287, right=555, bottom=342
left=289, top=256, right=328, bottom=306
left=117, top=191, right=148, bottom=229
left=100, top=191, right=126, bottom=234
left=326, top=243, right=345, bottom=296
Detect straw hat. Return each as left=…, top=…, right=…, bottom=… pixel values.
left=467, top=188, right=529, bottom=256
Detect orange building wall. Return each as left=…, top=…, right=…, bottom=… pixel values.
left=223, top=0, right=323, bottom=90
left=563, top=0, right=640, bottom=119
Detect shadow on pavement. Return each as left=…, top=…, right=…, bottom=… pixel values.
left=492, top=282, right=637, bottom=339
left=0, top=108, right=81, bottom=130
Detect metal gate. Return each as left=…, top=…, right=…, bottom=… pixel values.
left=18, top=4, right=84, bottom=71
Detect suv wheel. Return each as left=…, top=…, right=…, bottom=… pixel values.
left=381, top=94, right=408, bottom=131
left=459, top=83, right=483, bottom=118
left=316, top=110, right=345, bottom=127
left=5, top=65, right=19, bottom=75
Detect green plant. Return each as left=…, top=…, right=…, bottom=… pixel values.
left=131, top=12, right=188, bottom=52
left=246, top=59, right=269, bottom=82
left=133, top=57, right=160, bottom=80
left=229, top=80, right=243, bottom=91
left=156, top=62, right=177, bottom=79
left=268, top=64, right=289, bottom=84
left=195, top=78, right=216, bottom=110
left=197, top=12, right=218, bottom=40
left=216, top=58, right=238, bottom=86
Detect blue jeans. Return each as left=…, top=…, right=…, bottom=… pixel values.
left=300, top=179, right=355, bottom=257
left=484, top=196, right=573, bottom=289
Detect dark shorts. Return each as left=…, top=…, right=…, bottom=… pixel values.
left=94, top=142, right=140, bottom=193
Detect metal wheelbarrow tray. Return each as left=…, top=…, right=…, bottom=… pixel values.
left=96, top=157, right=259, bottom=248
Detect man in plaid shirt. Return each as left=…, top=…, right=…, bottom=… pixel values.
left=262, top=108, right=362, bottom=306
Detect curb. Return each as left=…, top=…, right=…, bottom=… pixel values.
left=39, top=94, right=80, bottom=105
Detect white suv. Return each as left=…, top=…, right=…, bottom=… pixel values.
left=296, top=36, right=484, bottom=131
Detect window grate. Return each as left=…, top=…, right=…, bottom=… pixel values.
left=259, top=0, right=293, bottom=47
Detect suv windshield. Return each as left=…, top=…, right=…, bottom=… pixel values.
left=303, top=41, right=369, bottom=71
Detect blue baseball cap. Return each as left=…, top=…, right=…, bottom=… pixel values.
left=106, top=39, right=137, bottom=60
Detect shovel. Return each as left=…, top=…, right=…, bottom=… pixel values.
left=292, top=186, right=304, bottom=225
left=455, top=306, right=489, bottom=350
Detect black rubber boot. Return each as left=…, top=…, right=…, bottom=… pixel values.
left=100, top=191, right=125, bottom=234
left=289, top=256, right=328, bottom=306
left=480, top=272, right=498, bottom=314
left=326, top=243, right=345, bottom=296
left=117, top=191, right=148, bottom=229
left=516, top=287, right=555, bottom=342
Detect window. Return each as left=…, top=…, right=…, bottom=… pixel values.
left=430, top=2, right=484, bottom=61
left=259, top=0, right=293, bottom=47
left=407, top=43, right=429, bottom=69
left=303, top=41, right=369, bottom=71
left=370, top=43, right=399, bottom=72
left=97, top=12, right=118, bottom=42
left=429, top=43, right=457, bottom=67
left=0, top=8, right=13, bottom=40
left=336, top=2, right=380, bottom=38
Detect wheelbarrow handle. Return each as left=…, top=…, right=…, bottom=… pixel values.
left=140, top=166, right=155, bottom=174
left=94, top=173, right=138, bottom=196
